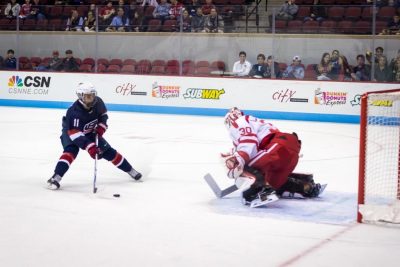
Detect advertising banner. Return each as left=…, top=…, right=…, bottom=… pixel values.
left=0, top=71, right=398, bottom=123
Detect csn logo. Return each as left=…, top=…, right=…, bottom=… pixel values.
left=7, top=75, right=51, bottom=95
left=8, top=75, right=51, bottom=88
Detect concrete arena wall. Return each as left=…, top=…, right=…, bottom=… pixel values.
left=1, top=70, right=398, bottom=124
left=0, top=32, right=399, bottom=68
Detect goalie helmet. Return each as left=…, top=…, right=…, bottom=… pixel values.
left=76, top=82, right=97, bottom=108
left=224, top=107, right=243, bottom=129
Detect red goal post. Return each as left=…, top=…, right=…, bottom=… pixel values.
left=358, top=88, right=400, bottom=224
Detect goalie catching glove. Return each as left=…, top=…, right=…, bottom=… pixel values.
left=225, top=151, right=248, bottom=179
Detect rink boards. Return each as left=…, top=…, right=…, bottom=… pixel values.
left=0, top=71, right=398, bottom=123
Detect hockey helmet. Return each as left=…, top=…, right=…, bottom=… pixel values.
left=76, top=82, right=97, bottom=108
left=224, top=107, right=243, bottom=129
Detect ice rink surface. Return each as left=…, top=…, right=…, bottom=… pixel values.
left=0, top=106, right=399, bottom=267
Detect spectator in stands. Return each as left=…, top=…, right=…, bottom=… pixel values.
left=131, top=10, right=143, bottom=32
left=392, top=57, right=400, bottom=82
left=337, top=55, right=353, bottom=81
left=142, top=0, right=159, bottom=8
left=89, top=3, right=96, bottom=13
left=48, top=50, right=63, bottom=71
left=282, top=55, right=304, bottom=80
left=99, top=1, right=116, bottom=31
left=106, top=7, right=130, bottom=32
left=169, top=0, right=183, bottom=20
left=389, top=49, right=400, bottom=70
left=83, top=10, right=96, bottom=32
left=351, top=54, right=371, bottom=81
left=61, top=50, right=79, bottom=72
left=265, top=55, right=281, bottom=78
left=387, top=15, right=400, bottom=35
left=365, top=50, right=373, bottom=66
left=232, top=51, right=252, bottom=77
left=373, top=56, right=393, bottom=82
left=153, top=0, right=171, bottom=22
left=202, top=0, right=216, bottom=16
left=4, top=49, right=16, bottom=70
left=4, top=0, right=20, bottom=19
left=179, top=9, right=192, bottom=32
left=30, top=0, right=46, bottom=20
left=188, top=0, right=201, bottom=17
left=269, top=0, right=298, bottom=26
left=374, top=46, right=385, bottom=64
left=19, top=0, right=31, bottom=19
left=316, top=52, right=333, bottom=80
left=303, top=0, right=326, bottom=22
left=117, top=0, right=131, bottom=18
left=249, top=54, right=267, bottom=78
left=66, top=9, right=84, bottom=31
left=204, top=8, right=224, bottom=33
left=191, top=7, right=205, bottom=32
left=329, top=49, right=340, bottom=80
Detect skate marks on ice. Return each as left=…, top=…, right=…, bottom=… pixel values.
left=208, top=191, right=357, bottom=225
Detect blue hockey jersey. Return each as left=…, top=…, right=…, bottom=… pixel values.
left=63, top=97, right=108, bottom=150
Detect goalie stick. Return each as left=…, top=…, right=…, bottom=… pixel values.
left=203, top=173, right=239, bottom=198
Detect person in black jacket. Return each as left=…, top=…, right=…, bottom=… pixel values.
left=61, top=49, right=79, bottom=72
left=304, top=0, right=326, bottom=22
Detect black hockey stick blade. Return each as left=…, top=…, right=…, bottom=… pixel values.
left=93, top=187, right=97, bottom=194
left=204, top=173, right=239, bottom=198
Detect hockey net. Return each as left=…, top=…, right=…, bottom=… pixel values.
left=358, top=89, right=400, bottom=224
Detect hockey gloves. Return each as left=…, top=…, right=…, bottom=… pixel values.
left=87, top=143, right=103, bottom=159
left=95, top=123, right=107, bottom=138
left=225, top=152, right=246, bottom=179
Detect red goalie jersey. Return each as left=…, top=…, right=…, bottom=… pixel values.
left=224, top=108, right=301, bottom=189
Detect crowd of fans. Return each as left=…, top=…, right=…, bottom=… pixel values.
left=0, top=0, right=244, bottom=32
left=231, top=47, right=400, bottom=82
left=1, top=46, right=399, bottom=82
left=0, top=0, right=399, bottom=33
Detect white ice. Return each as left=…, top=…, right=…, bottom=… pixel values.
left=0, top=106, right=399, bottom=267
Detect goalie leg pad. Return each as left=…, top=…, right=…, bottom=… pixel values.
left=276, top=176, right=321, bottom=198
left=289, top=173, right=314, bottom=183
left=276, top=177, right=310, bottom=196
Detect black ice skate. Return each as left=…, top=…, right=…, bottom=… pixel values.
left=47, top=174, right=61, bottom=190
left=249, top=187, right=279, bottom=208
left=128, top=168, right=142, bottom=181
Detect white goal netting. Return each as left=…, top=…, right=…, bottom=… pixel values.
left=358, top=90, right=400, bottom=224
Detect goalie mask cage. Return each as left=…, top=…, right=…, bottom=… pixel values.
left=358, top=88, right=400, bottom=224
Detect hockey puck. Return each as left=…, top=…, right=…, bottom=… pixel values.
left=113, top=194, right=120, bottom=198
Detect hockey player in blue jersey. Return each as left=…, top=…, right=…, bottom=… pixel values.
left=47, top=82, right=142, bottom=189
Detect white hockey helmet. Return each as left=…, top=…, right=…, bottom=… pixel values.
left=76, top=82, right=97, bottom=108
left=224, top=107, right=243, bottom=129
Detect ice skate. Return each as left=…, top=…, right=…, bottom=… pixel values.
left=249, top=187, right=279, bottom=208
left=128, top=168, right=142, bottom=181
left=47, top=174, right=61, bottom=190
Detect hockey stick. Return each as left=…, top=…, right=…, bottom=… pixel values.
left=203, top=173, right=239, bottom=198
left=93, top=133, right=98, bottom=194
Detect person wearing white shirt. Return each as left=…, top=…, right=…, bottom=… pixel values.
left=232, top=51, right=252, bottom=77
